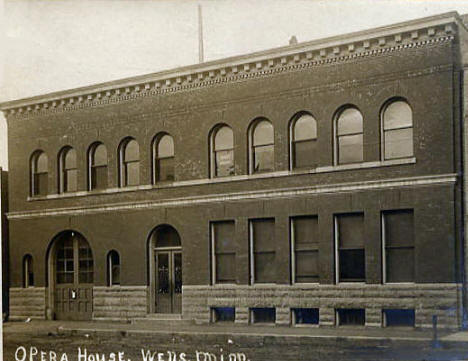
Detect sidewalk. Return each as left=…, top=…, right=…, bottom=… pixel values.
left=4, top=319, right=468, bottom=345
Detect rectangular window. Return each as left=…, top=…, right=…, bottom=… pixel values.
left=337, top=308, right=365, bottom=326
left=250, top=308, right=276, bottom=324
left=125, top=161, right=140, bottom=186
left=156, top=157, right=175, bottom=182
left=293, top=140, right=317, bottom=169
left=253, top=145, right=274, bottom=173
left=211, top=221, right=236, bottom=284
left=291, top=216, right=319, bottom=283
left=91, top=165, right=107, bottom=190
left=215, top=150, right=234, bottom=177
left=292, top=308, right=319, bottom=325
left=250, top=218, right=275, bottom=284
left=34, top=173, right=48, bottom=196
left=336, top=213, right=365, bottom=282
left=383, top=309, right=415, bottom=327
left=211, top=307, right=235, bottom=322
left=65, top=169, right=77, bottom=192
left=383, top=210, right=414, bottom=283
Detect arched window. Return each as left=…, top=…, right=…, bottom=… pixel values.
left=250, top=119, right=274, bottom=174
left=31, top=151, right=48, bottom=196
left=59, top=147, right=77, bottom=193
left=107, top=250, right=120, bottom=286
left=119, top=138, right=140, bottom=187
left=23, top=255, right=34, bottom=287
left=335, top=107, right=363, bottom=165
left=382, top=99, right=413, bottom=160
left=290, top=113, right=317, bottom=169
left=153, top=134, right=175, bottom=183
left=88, top=143, right=108, bottom=190
left=211, top=125, right=234, bottom=178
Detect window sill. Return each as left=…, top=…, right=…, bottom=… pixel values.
left=27, top=157, right=416, bottom=201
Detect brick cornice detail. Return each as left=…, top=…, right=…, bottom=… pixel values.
left=3, top=30, right=455, bottom=119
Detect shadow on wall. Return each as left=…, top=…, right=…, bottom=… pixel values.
left=0, top=112, right=7, bottom=170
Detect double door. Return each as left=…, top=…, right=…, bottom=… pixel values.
left=155, top=250, right=182, bottom=314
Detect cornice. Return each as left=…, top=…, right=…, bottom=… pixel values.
left=0, top=12, right=460, bottom=118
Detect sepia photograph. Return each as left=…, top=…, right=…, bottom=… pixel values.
left=2, top=0, right=468, bottom=360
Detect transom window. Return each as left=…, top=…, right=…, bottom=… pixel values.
left=119, top=138, right=140, bottom=187
left=88, top=143, right=108, bottom=190
left=291, top=113, right=317, bottom=169
left=382, top=100, right=413, bottom=160
left=59, top=147, right=77, bottom=193
left=335, top=107, right=363, bottom=165
left=211, top=125, right=234, bottom=178
left=250, top=119, right=274, bottom=174
left=153, top=134, right=175, bottom=183
left=31, top=151, right=48, bottom=196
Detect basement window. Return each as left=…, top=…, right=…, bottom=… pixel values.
left=211, top=307, right=235, bottom=322
left=292, top=308, right=319, bottom=325
left=383, top=309, right=415, bottom=327
left=337, top=308, right=365, bottom=326
left=250, top=308, right=276, bottom=324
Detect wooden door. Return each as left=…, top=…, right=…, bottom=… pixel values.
left=155, top=250, right=182, bottom=314
left=55, top=235, right=93, bottom=320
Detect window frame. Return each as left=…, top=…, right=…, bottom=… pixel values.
left=381, top=98, right=414, bottom=161
left=334, top=106, right=364, bottom=165
left=211, top=221, right=236, bottom=285
left=58, top=146, right=78, bottom=194
left=290, top=215, right=319, bottom=284
left=107, top=250, right=121, bottom=287
left=210, top=124, right=235, bottom=178
left=249, top=118, right=275, bottom=174
left=381, top=209, right=415, bottom=284
left=23, top=254, right=34, bottom=288
left=249, top=218, right=276, bottom=285
left=289, top=112, right=318, bottom=170
left=88, top=142, right=108, bottom=191
left=30, top=150, right=48, bottom=197
left=152, top=133, right=175, bottom=184
left=118, top=137, right=140, bottom=187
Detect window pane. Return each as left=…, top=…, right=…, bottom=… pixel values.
left=338, top=134, right=363, bottom=164
left=157, top=135, right=174, bottom=158
left=293, top=140, right=317, bottom=169
left=124, top=140, right=139, bottom=162
left=125, top=162, right=139, bottom=186
left=65, top=169, right=77, bottom=192
left=254, top=145, right=274, bottom=173
left=254, top=252, right=275, bottom=283
left=386, top=248, right=414, bottom=282
left=91, top=165, right=108, bottom=190
left=64, top=148, right=77, bottom=169
left=337, top=108, right=362, bottom=135
left=93, top=144, right=107, bottom=166
left=293, top=216, right=318, bottom=246
left=384, top=210, right=414, bottom=247
left=214, top=221, right=235, bottom=253
left=216, top=253, right=236, bottom=283
left=215, top=150, right=234, bottom=177
left=384, top=101, right=412, bottom=130
left=252, top=219, right=275, bottom=252
left=153, top=226, right=181, bottom=248
left=156, top=157, right=174, bottom=182
left=384, top=128, right=413, bottom=159
left=215, top=126, right=234, bottom=151
left=253, top=120, right=274, bottom=146
left=338, top=214, right=364, bottom=249
left=34, top=173, right=48, bottom=196
left=339, top=249, right=365, bottom=281
left=36, top=153, right=48, bottom=173
left=295, top=250, right=318, bottom=281
left=294, top=114, right=317, bottom=141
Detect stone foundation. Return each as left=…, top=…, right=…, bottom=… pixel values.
left=93, top=286, right=147, bottom=321
left=9, top=287, right=46, bottom=321
left=182, top=283, right=462, bottom=329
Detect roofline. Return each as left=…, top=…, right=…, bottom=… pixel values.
left=0, top=10, right=463, bottom=111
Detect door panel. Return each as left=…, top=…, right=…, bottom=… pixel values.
left=155, top=249, right=182, bottom=314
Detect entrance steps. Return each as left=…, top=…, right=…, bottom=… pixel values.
left=131, top=313, right=194, bottom=327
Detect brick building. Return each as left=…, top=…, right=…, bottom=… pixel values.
left=1, top=12, right=467, bottom=328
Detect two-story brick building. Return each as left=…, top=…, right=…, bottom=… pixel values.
left=1, top=12, right=468, bottom=328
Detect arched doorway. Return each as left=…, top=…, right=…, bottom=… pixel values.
left=149, top=225, right=182, bottom=314
left=48, top=231, right=93, bottom=320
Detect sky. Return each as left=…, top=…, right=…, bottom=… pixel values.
left=2, top=0, right=468, bottom=170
